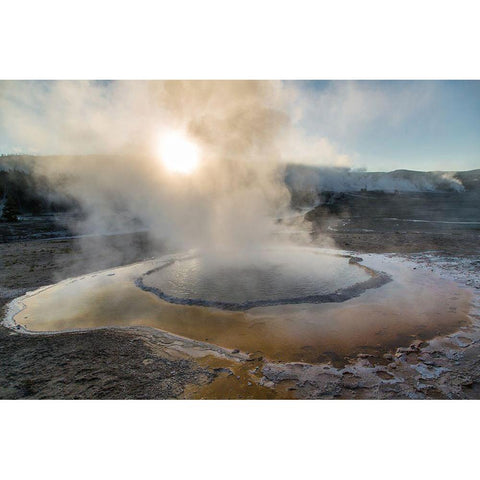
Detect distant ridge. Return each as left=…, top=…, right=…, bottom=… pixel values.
left=286, top=164, right=480, bottom=193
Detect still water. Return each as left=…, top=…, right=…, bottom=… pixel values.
left=141, top=249, right=371, bottom=307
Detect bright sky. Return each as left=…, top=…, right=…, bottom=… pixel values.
left=1, top=80, right=479, bottom=172
left=294, top=80, right=480, bottom=172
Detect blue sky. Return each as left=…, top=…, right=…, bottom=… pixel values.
left=1, top=80, right=479, bottom=172
left=294, top=80, right=480, bottom=171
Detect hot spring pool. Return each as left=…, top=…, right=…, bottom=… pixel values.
left=3, top=247, right=472, bottom=364
left=138, top=249, right=377, bottom=309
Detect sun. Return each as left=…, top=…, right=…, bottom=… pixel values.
left=158, top=131, right=200, bottom=174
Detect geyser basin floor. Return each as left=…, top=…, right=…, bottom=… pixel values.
left=4, top=247, right=472, bottom=365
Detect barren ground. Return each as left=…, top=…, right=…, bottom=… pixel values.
left=1, top=214, right=479, bottom=399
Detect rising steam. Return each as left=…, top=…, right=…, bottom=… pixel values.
left=1, top=81, right=342, bottom=254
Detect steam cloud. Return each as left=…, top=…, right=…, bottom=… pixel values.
left=1, top=81, right=344, bottom=255
left=2, top=80, right=465, bottom=267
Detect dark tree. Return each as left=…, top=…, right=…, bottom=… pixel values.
left=1, top=193, right=20, bottom=222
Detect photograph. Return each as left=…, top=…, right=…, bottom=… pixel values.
left=1, top=2, right=479, bottom=477
left=1, top=79, right=479, bottom=400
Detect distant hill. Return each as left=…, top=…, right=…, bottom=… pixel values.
left=453, top=169, right=480, bottom=191
left=285, top=164, right=480, bottom=198
left=0, top=156, right=78, bottom=216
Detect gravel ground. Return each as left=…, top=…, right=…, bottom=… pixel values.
left=1, top=217, right=479, bottom=399
left=0, top=232, right=221, bottom=399
left=0, top=327, right=214, bottom=399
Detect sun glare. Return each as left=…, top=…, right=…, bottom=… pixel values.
left=159, top=131, right=200, bottom=174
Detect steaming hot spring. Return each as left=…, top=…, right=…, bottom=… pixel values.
left=5, top=245, right=471, bottom=365
left=136, top=248, right=382, bottom=309
left=2, top=132, right=472, bottom=365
